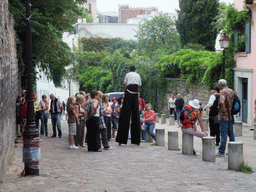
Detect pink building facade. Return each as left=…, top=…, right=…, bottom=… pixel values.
left=234, top=0, right=256, bottom=126
left=83, top=0, right=98, bottom=23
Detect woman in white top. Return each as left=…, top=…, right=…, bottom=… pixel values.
left=103, top=95, right=112, bottom=141
left=86, top=90, right=102, bottom=152
left=39, top=95, right=50, bottom=137
left=168, top=94, right=176, bottom=120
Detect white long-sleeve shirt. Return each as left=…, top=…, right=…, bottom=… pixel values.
left=204, top=94, right=217, bottom=110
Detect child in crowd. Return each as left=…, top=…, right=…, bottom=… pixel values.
left=111, top=97, right=119, bottom=139
left=67, top=96, right=79, bottom=149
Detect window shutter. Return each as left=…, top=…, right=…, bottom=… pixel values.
left=234, top=29, right=238, bottom=45
left=245, top=19, right=251, bottom=53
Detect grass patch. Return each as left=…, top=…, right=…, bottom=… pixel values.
left=150, top=143, right=156, bottom=146
left=239, top=163, right=254, bottom=174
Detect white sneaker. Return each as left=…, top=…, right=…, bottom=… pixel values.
left=71, top=145, right=79, bottom=149
left=68, top=145, right=79, bottom=149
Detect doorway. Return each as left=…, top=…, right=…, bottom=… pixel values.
left=242, top=78, right=248, bottom=123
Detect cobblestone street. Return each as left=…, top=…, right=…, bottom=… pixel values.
left=1, top=118, right=256, bottom=192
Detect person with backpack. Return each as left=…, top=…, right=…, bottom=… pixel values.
left=175, top=94, right=184, bottom=126
left=204, top=87, right=220, bottom=146
left=216, top=79, right=235, bottom=157
left=180, top=99, right=208, bottom=138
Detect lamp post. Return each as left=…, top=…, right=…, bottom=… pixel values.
left=219, top=33, right=231, bottom=79
left=66, top=71, right=72, bottom=97
left=23, top=0, right=40, bottom=176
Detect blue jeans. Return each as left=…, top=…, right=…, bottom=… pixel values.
left=218, top=120, right=235, bottom=155
left=41, top=112, right=49, bottom=136
left=112, top=119, right=118, bottom=131
left=51, top=113, right=62, bottom=137
left=143, top=122, right=156, bottom=140
left=176, top=109, right=182, bottom=124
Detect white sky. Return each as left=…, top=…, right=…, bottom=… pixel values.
left=97, top=0, right=234, bottom=13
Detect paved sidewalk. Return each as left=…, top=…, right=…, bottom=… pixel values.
left=1, top=118, right=256, bottom=192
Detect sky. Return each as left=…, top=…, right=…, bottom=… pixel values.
left=97, top=0, right=234, bottom=13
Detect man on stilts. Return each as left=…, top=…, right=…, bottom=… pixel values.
left=116, top=65, right=142, bottom=146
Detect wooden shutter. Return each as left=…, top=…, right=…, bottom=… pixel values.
left=234, top=29, right=238, bottom=45
left=245, top=19, right=251, bottom=53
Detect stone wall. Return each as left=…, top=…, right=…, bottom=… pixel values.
left=161, top=79, right=211, bottom=117
left=0, top=0, right=19, bottom=182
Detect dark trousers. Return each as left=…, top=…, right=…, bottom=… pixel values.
left=170, top=108, right=176, bottom=120
left=209, top=116, right=220, bottom=145
left=116, top=91, right=141, bottom=145
left=104, top=116, right=112, bottom=140
left=97, top=128, right=109, bottom=148
left=86, top=116, right=100, bottom=151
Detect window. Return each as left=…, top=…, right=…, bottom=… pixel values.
left=234, top=19, right=251, bottom=53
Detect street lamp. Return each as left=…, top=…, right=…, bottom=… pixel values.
left=219, top=33, right=231, bottom=79
left=23, top=0, right=40, bottom=176
left=66, top=70, right=72, bottom=96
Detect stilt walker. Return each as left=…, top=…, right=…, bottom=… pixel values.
left=116, top=65, right=142, bottom=146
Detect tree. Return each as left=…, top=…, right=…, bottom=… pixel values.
left=8, top=0, right=88, bottom=87
left=135, top=13, right=181, bottom=58
left=176, top=0, right=219, bottom=51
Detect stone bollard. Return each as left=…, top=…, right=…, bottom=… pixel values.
left=202, top=118, right=209, bottom=131
left=182, top=133, right=194, bottom=155
left=155, top=113, right=160, bottom=123
left=161, top=114, right=166, bottom=124
left=145, top=130, right=153, bottom=143
left=168, top=131, right=179, bottom=150
left=228, top=142, right=243, bottom=171
left=155, top=129, right=165, bottom=146
left=234, top=121, right=243, bottom=137
left=202, top=137, right=215, bottom=162
left=169, top=115, right=175, bottom=125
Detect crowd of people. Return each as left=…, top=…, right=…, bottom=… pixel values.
left=16, top=64, right=235, bottom=157
left=169, top=79, right=236, bottom=157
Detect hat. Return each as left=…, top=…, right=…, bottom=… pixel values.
left=50, top=94, right=55, bottom=98
left=189, top=99, right=200, bottom=109
left=112, top=97, right=117, bottom=101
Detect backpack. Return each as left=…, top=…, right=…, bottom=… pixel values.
left=231, top=93, right=241, bottom=115
left=180, top=105, right=194, bottom=125
left=85, top=99, right=94, bottom=121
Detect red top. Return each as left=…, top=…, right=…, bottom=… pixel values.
left=139, top=98, right=146, bottom=109
left=144, top=110, right=155, bottom=123
left=20, top=103, right=27, bottom=119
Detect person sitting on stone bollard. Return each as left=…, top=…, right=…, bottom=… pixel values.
left=180, top=99, right=208, bottom=138
left=141, top=103, right=156, bottom=141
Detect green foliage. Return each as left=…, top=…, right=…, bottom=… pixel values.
left=80, top=37, right=121, bottom=52
left=64, top=5, right=93, bottom=26
left=176, top=0, right=219, bottom=51
left=102, top=50, right=132, bottom=92
left=239, top=162, right=254, bottom=174
left=159, top=49, right=223, bottom=88
left=183, top=43, right=206, bottom=51
left=9, top=0, right=88, bottom=88
left=136, top=13, right=180, bottom=58
left=74, top=65, right=112, bottom=93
